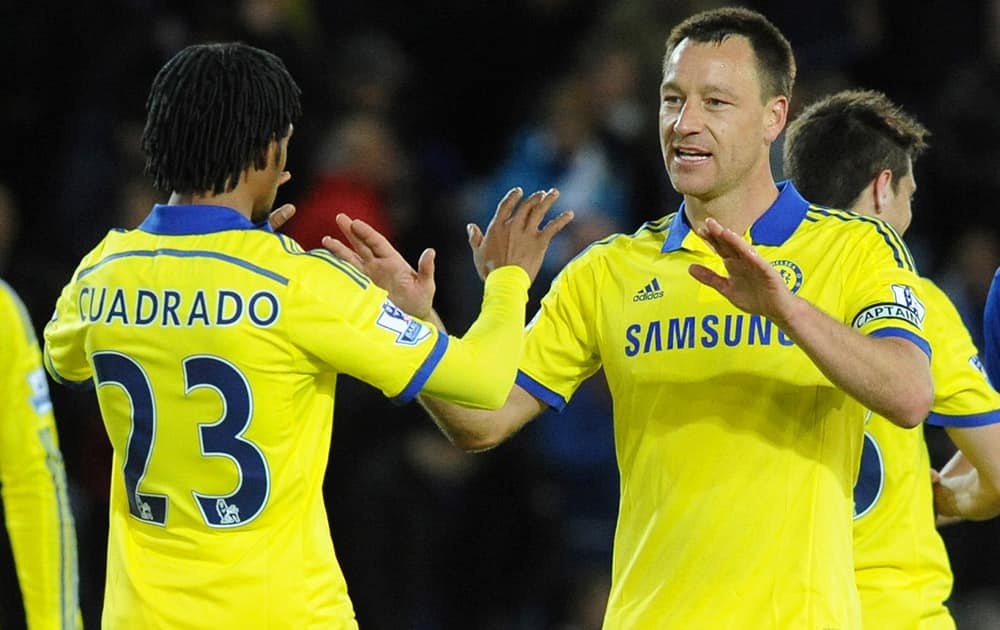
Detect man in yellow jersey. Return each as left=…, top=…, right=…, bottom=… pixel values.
left=324, top=7, right=934, bottom=628
left=784, top=89, right=1000, bottom=629
left=42, top=42, right=571, bottom=629
left=1, top=279, right=82, bottom=629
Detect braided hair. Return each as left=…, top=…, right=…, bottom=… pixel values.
left=141, top=42, right=302, bottom=195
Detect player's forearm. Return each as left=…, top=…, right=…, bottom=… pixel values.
left=418, top=266, right=529, bottom=410
left=418, top=393, right=510, bottom=451
left=774, top=295, right=933, bottom=427
left=418, top=384, right=543, bottom=451
left=945, top=425, right=1000, bottom=510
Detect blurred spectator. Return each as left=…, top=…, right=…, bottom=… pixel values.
left=461, top=73, right=631, bottom=318
left=284, top=112, right=411, bottom=250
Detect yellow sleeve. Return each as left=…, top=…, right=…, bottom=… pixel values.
left=516, top=251, right=603, bottom=410
left=419, top=265, right=531, bottom=408
left=847, top=221, right=930, bottom=357
left=919, top=278, right=1000, bottom=426
left=0, top=281, right=82, bottom=629
left=287, top=261, right=530, bottom=409
left=43, top=248, right=102, bottom=389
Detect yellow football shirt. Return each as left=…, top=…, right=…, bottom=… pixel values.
left=517, top=183, right=930, bottom=629
left=0, top=279, right=81, bottom=629
left=854, top=277, right=1000, bottom=630
left=43, top=204, right=529, bottom=629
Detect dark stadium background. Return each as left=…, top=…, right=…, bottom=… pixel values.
left=1, top=1, right=998, bottom=627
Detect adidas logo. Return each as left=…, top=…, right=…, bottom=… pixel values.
left=633, top=278, right=664, bottom=302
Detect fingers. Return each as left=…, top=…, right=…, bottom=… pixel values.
left=267, top=204, right=296, bottom=231
left=467, top=223, right=484, bottom=249
left=417, top=248, right=436, bottom=282
left=688, top=263, right=728, bottom=292
left=540, top=210, right=575, bottom=241
left=321, top=236, right=364, bottom=268
left=494, top=187, right=524, bottom=224
left=334, top=213, right=375, bottom=260
left=521, top=188, right=560, bottom=229
left=349, top=219, right=398, bottom=258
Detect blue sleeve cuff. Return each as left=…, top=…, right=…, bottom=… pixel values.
left=391, top=329, right=449, bottom=406
left=926, top=409, right=1000, bottom=428
left=515, top=370, right=568, bottom=411
left=869, top=327, right=931, bottom=360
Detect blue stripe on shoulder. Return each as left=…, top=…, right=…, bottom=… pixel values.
left=77, top=249, right=289, bottom=285
left=806, top=207, right=915, bottom=271
left=926, top=408, right=1000, bottom=428
left=515, top=371, right=567, bottom=411
left=275, top=234, right=369, bottom=289
left=869, top=327, right=931, bottom=360
left=391, top=329, right=449, bottom=405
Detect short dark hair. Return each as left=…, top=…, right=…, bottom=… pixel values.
left=664, top=7, right=796, bottom=102
left=141, top=42, right=302, bottom=195
left=784, top=89, right=929, bottom=209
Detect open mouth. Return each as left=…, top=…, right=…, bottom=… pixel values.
left=674, top=147, right=711, bottom=163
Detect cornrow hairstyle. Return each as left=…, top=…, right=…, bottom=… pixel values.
left=141, top=42, right=302, bottom=195
left=784, top=89, right=929, bottom=209
left=664, top=7, right=796, bottom=102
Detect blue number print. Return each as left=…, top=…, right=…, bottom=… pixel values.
left=92, top=352, right=268, bottom=528
left=185, top=356, right=269, bottom=527
left=93, top=352, right=169, bottom=525
left=854, top=431, right=884, bottom=519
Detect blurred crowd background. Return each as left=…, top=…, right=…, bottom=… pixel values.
left=1, top=0, right=1000, bottom=628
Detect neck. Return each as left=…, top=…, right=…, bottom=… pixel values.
left=683, top=172, right=779, bottom=237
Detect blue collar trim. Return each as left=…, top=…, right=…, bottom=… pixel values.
left=661, top=181, right=809, bottom=252
left=138, top=204, right=274, bottom=236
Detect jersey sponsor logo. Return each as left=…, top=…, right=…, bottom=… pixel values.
left=376, top=299, right=432, bottom=345
left=771, top=259, right=803, bottom=294
left=633, top=278, right=664, bottom=302
left=77, top=286, right=280, bottom=328
left=851, top=284, right=925, bottom=330
left=624, top=313, right=794, bottom=356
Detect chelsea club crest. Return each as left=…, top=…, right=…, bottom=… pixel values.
left=771, top=259, right=803, bottom=294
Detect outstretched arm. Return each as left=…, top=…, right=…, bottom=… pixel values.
left=689, top=218, right=933, bottom=428
left=324, top=187, right=571, bottom=441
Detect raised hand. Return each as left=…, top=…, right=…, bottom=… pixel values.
left=688, top=217, right=796, bottom=324
left=322, top=214, right=436, bottom=319
left=468, top=188, right=574, bottom=282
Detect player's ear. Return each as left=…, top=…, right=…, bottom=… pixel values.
left=763, top=95, right=788, bottom=144
left=872, top=169, right=893, bottom=213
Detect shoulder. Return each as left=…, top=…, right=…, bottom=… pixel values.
left=802, top=204, right=915, bottom=271
left=266, top=232, right=373, bottom=296
left=562, top=214, right=673, bottom=273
